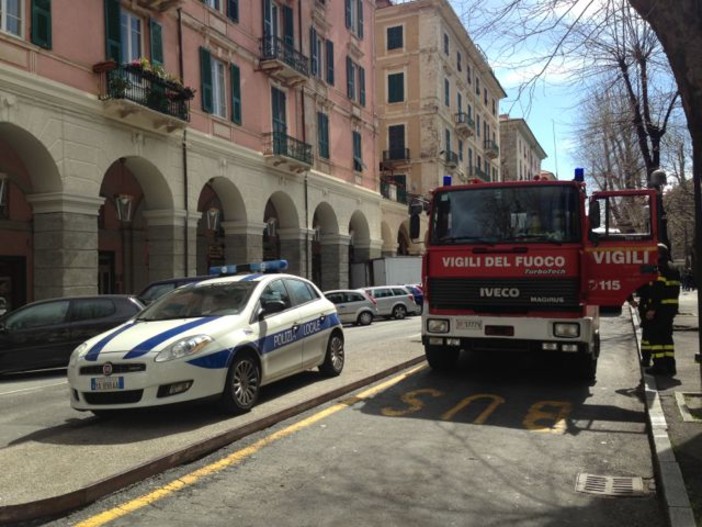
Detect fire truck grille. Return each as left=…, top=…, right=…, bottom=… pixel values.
left=428, top=277, right=580, bottom=312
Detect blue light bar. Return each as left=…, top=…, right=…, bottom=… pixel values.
left=574, top=167, right=585, bottom=182
left=209, top=259, right=288, bottom=276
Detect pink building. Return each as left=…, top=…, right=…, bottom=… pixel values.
left=0, top=0, right=384, bottom=307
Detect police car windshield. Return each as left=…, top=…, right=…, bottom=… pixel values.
left=137, top=282, right=257, bottom=320
left=430, top=185, right=581, bottom=245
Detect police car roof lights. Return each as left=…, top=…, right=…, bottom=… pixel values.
left=208, top=259, right=289, bottom=276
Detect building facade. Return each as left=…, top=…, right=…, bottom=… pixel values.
left=375, top=0, right=506, bottom=239
left=498, top=114, right=547, bottom=182
left=0, top=0, right=393, bottom=310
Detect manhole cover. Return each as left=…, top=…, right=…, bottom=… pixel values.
left=575, top=473, right=647, bottom=497
left=675, top=392, right=702, bottom=422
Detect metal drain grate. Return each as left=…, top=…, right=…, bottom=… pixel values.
left=575, top=473, right=647, bottom=497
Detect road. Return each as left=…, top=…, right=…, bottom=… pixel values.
left=14, top=312, right=664, bottom=527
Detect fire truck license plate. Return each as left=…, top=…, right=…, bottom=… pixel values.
left=456, top=319, right=482, bottom=330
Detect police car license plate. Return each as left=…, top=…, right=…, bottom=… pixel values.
left=90, top=377, right=125, bottom=391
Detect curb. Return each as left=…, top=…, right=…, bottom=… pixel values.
left=629, top=305, right=696, bottom=527
left=0, top=356, right=427, bottom=526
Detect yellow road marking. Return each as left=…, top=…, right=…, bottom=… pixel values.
left=75, top=364, right=426, bottom=527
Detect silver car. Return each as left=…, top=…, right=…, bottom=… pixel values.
left=362, top=285, right=421, bottom=320
left=324, top=289, right=378, bottom=326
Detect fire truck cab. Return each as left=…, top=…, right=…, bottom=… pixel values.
left=409, top=172, right=661, bottom=380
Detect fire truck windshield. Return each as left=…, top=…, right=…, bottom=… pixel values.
left=430, top=185, right=582, bottom=245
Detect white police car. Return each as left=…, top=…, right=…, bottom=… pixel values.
left=67, top=260, right=344, bottom=416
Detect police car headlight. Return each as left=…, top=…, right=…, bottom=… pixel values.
left=427, top=319, right=450, bottom=333
left=553, top=322, right=580, bottom=338
left=69, top=342, right=90, bottom=367
left=155, top=335, right=214, bottom=362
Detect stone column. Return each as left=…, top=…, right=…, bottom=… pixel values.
left=27, top=192, right=104, bottom=299
left=222, top=220, right=266, bottom=265
left=143, top=209, right=189, bottom=282
left=278, top=227, right=311, bottom=278
left=320, top=234, right=351, bottom=290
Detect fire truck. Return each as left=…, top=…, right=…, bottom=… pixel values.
left=409, top=169, right=663, bottom=380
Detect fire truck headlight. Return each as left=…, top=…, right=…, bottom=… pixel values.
left=553, top=323, right=580, bottom=338
left=427, top=319, right=450, bottom=333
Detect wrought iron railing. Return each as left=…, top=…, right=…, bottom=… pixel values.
left=444, top=150, right=459, bottom=167
left=266, top=131, right=313, bottom=165
left=455, top=112, right=475, bottom=130
left=259, top=35, right=310, bottom=77
left=380, top=181, right=408, bottom=204
left=484, top=139, right=500, bottom=158
left=99, top=64, right=191, bottom=121
left=382, top=148, right=410, bottom=164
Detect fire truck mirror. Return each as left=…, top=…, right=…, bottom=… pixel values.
left=588, top=201, right=601, bottom=229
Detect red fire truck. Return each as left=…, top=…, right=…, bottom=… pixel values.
left=409, top=170, right=662, bottom=380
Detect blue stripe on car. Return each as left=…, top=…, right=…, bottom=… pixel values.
left=123, top=317, right=219, bottom=359
left=84, top=321, right=136, bottom=361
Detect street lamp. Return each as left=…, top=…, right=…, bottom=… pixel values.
left=206, top=207, right=221, bottom=231
left=115, top=194, right=135, bottom=223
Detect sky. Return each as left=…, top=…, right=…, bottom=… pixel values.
left=448, top=0, right=591, bottom=180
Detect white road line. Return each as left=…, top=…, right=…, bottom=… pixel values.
left=0, top=381, right=67, bottom=396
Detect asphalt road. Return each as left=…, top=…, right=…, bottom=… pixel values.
left=33, top=312, right=665, bottom=527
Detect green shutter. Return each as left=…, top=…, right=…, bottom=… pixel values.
left=318, top=112, right=329, bottom=159
left=104, top=0, right=121, bottom=62
left=150, top=19, right=163, bottom=66
left=31, top=0, right=52, bottom=49
left=199, top=47, right=213, bottom=114
left=357, top=0, right=363, bottom=38
left=325, top=40, right=334, bottom=85
left=346, top=57, right=353, bottom=99
left=359, top=66, right=365, bottom=106
left=227, top=0, right=239, bottom=22
left=230, top=64, right=242, bottom=124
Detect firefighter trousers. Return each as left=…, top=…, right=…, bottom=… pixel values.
left=641, top=317, right=676, bottom=374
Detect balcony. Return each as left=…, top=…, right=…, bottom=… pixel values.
left=94, top=62, right=192, bottom=132
left=484, top=139, right=500, bottom=159
left=259, top=35, right=309, bottom=86
left=380, top=148, right=410, bottom=170
left=443, top=150, right=459, bottom=169
left=263, top=131, right=313, bottom=173
left=470, top=166, right=490, bottom=181
left=454, top=112, right=475, bottom=138
left=134, top=0, right=184, bottom=11
left=380, top=180, right=408, bottom=204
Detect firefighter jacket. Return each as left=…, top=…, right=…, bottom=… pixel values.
left=641, top=263, right=681, bottom=321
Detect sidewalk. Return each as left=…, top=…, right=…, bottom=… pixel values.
left=632, top=289, right=702, bottom=527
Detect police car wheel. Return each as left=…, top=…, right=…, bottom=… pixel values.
left=357, top=311, right=374, bottom=326
left=319, top=332, right=345, bottom=377
left=220, top=351, right=261, bottom=414
left=393, top=305, right=407, bottom=319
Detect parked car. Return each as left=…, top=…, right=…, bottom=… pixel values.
left=68, top=267, right=345, bottom=416
left=362, top=285, right=421, bottom=320
left=0, top=295, right=144, bottom=375
left=404, top=284, right=424, bottom=313
left=0, top=297, right=7, bottom=316
left=324, top=289, right=378, bottom=326
left=137, top=275, right=211, bottom=305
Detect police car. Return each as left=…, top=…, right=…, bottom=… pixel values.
left=67, top=260, right=344, bottom=416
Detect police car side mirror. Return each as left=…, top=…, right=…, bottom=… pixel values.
left=260, top=300, right=286, bottom=318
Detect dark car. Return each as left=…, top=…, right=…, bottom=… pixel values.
left=0, top=295, right=143, bottom=375
left=404, top=284, right=424, bottom=313
left=137, top=275, right=210, bottom=305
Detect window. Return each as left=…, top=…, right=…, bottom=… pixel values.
left=456, top=51, right=462, bottom=72
left=285, top=278, right=318, bottom=305
left=120, top=10, right=143, bottom=63
left=458, top=139, right=463, bottom=161
left=261, top=280, right=291, bottom=311
left=388, top=124, right=405, bottom=158
left=7, top=300, right=70, bottom=330
left=231, top=64, right=241, bottom=124
left=346, top=56, right=365, bottom=105
left=353, top=131, right=363, bottom=172
left=387, top=72, right=404, bottom=103
left=466, top=64, right=472, bottom=84
left=71, top=299, right=116, bottom=321
left=443, top=33, right=449, bottom=55
left=317, top=112, right=329, bottom=159
left=484, top=87, right=488, bottom=105
left=0, top=0, right=22, bottom=37
left=31, top=0, right=51, bottom=48
left=205, top=0, right=222, bottom=11
left=457, top=92, right=462, bottom=113
left=345, top=0, right=363, bottom=38
left=212, top=57, right=227, bottom=118
left=444, top=78, right=450, bottom=107
left=475, top=75, right=480, bottom=96
left=199, top=47, right=227, bottom=118
left=310, top=31, right=334, bottom=85
left=387, top=25, right=402, bottom=50
left=476, top=114, right=481, bottom=137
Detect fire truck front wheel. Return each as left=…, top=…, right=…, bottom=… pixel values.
left=425, top=345, right=459, bottom=371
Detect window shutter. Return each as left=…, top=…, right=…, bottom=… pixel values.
left=104, top=0, right=121, bottom=62
left=227, top=0, right=239, bottom=22
left=282, top=5, right=294, bottom=48
left=150, top=19, right=163, bottom=65
left=318, top=112, right=329, bottom=159
left=31, top=0, right=52, bottom=49
left=346, top=57, right=354, bottom=99
left=345, top=0, right=351, bottom=29
left=357, top=0, right=363, bottom=38
left=230, top=64, right=242, bottom=124
left=310, top=27, right=318, bottom=76
left=325, top=40, right=334, bottom=85
left=199, top=47, right=213, bottom=114
left=359, top=66, right=365, bottom=106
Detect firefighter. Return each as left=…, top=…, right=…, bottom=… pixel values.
left=640, top=243, right=681, bottom=376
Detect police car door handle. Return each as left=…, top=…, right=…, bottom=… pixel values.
left=319, top=314, right=326, bottom=322
left=291, top=323, right=299, bottom=333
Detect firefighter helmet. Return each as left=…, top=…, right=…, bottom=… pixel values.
left=657, top=243, right=670, bottom=262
